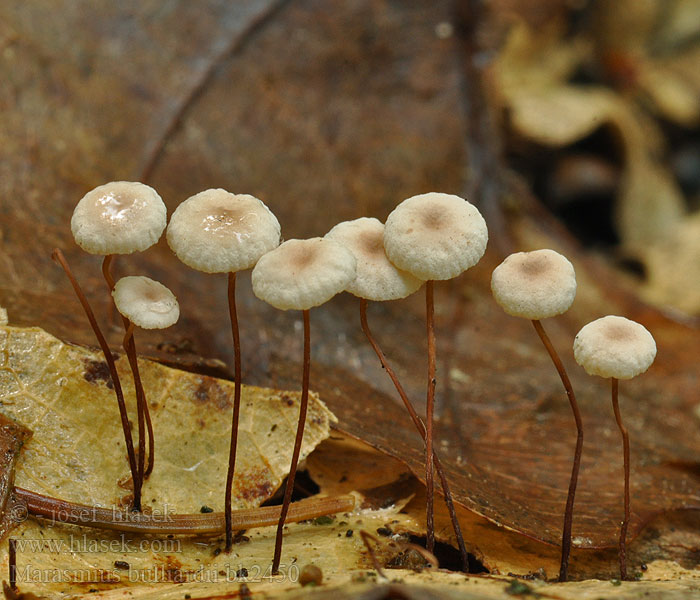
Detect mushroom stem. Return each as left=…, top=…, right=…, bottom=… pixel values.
left=611, top=377, right=630, bottom=580
left=103, top=256, right=155, bottom=480
left=359, top=530, right=388, bottom=580
left=360, top=298, right=469, bottom=572
left=225, top=271, right=243, bottom=552
left=272, top=309, right=311, bottom=575
left=425, top=280, right=436, bottom=554
left=531, top=319, right=583, bottom=583
left=122, top=320, right=148, bottom=510
left=51, top=249, right=140, bottom=512
left=8, top=538, right=16, bottom=591
left=13, top=486, right=355, bottom=535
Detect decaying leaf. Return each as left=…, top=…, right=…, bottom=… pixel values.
left=0, top=323, right=335, bottom=511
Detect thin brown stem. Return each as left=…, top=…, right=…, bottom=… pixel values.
left=611, top=377, right=630, bottom=581
left=272, top=309, right=310, bottom=574
left=8, top=538, right=16, bottom=591
left=103, top=256, right=155, bottom=481
left=360, top=298, right=468, bottom=571
left=225, top=272, right=243, bottom=552
left=52, top=249, right=139, bottom=511
left=122, top=321, right=146, bottom=510
left=359, top=531, right=387, bottom=579
left=425, top=280, right=436, bottom=554
left=531, top=320, right=583, bottom=583
left=14, top=487, right=354, bottom=535
left=102, top=254, right=116, bottom=293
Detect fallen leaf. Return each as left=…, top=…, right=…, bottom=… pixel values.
left=0, top=323, right=335, bottom=511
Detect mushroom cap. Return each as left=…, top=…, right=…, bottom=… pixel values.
left=491, top=249, right=577, bottom=319
left=71, top=181, right=167, bottom=255
left=112, top=276, right=179, bottom=330
left=383, top=192, right=488, bottom=281
left=252, top=238, right=357, bottom=311
left=325, top=218, right=423, bottom=301
left=166, top=189, right=281, bottom=273
left=573, top=315, right=657, bottom=380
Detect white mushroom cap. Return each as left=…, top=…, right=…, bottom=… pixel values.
left=383, top=192, right=488, bottom=281
left=71, top=181, right=167, bottom=255
left=325, top=218, right=423, bottom=301
left=166, top=189, right=281, bottom=273
left=491, top=249, right=576, bottom=319
left=112, top=276, right=180, bottom=330
left=252, top=238, right=357, bottom=311
left=573, top=315, right=657, bottom=380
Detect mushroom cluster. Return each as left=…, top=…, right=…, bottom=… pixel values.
left=53, top=181, right=658, bottom=581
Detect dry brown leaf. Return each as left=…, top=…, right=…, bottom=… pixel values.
left=641, top=213, right=700, bottom=314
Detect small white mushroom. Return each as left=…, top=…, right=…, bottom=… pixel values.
left=71, top=181, right=166, bottom=256
left=166, top=188, right=281, bottom=551
left=251, top=236, right=356, bottom=573
left=112, top=276, right=180, bottom=330
left=383, top=192, right=488, bottom=281
left=112, top=275, right=179, bottom=509
left=252, top=238, right=357, bottom=310
left=70, top=181, right=167, bottom=511
left=325, top=217, right=422, bottom=301
left=327, top=217, right=469, bottom=569
left=573, top=314, right=656, bottom=580
left=490, top=248, right=580, bottom=581
left=166, top=189, right=280, bottom=273
left=383, top=192, right=488, bottom=555
left=574, top=315, right=657, bottom=380
left=491, top=249, right=576, bottom=320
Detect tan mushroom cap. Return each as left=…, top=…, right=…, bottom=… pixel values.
left=252, top=238, right=357, bottom=311
left=325, top=218, right=423, bottom=301
left=71, top=181, right=166, bottom=255
left=574, top=315, right=656, bottom=380
left=166, top=189, right=281, bottom=273
left=491, top=249, right=576, bottom=319
left=112, top=276, right=179, bottom=330
left=384, top=192, right=488, bottom=281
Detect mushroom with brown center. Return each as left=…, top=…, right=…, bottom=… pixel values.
left=574, top=315, right=656, bottom=580
left=325, top=218, right=468, bottom=570
left=112, top=276, right=179, bottom=508
left=491, top=249, right=580, bottom=582
left=384, top=192, right=488, bottom=553
left=70, top=181, right=167, bottom=510
left=252, top=237, right=356, bottom=573
left=166, top=188, right=280, bottom=551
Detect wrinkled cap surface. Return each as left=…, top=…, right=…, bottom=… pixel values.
left=252, top=238, right=357, bottom=310
left=325, top=218, right=423, bottom=301
left=71, top=181, right=166, bottom=255
left=574, top=315, right=657, bottom=379
left=167, top=189, right=281, bottom=273
left=112, top=276, right=179, bottom=330
left=491, top=249, right=576, bottom=319
left=383, top=192, right=488, bottom=281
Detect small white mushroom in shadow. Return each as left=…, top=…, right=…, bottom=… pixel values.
left=112, top=275, right=179, bottom=508
left=573, top=315, right=656, bottom=581
left=491, top=249, right=576, bottom=320
left=491, top=248, right=580, bottom=582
